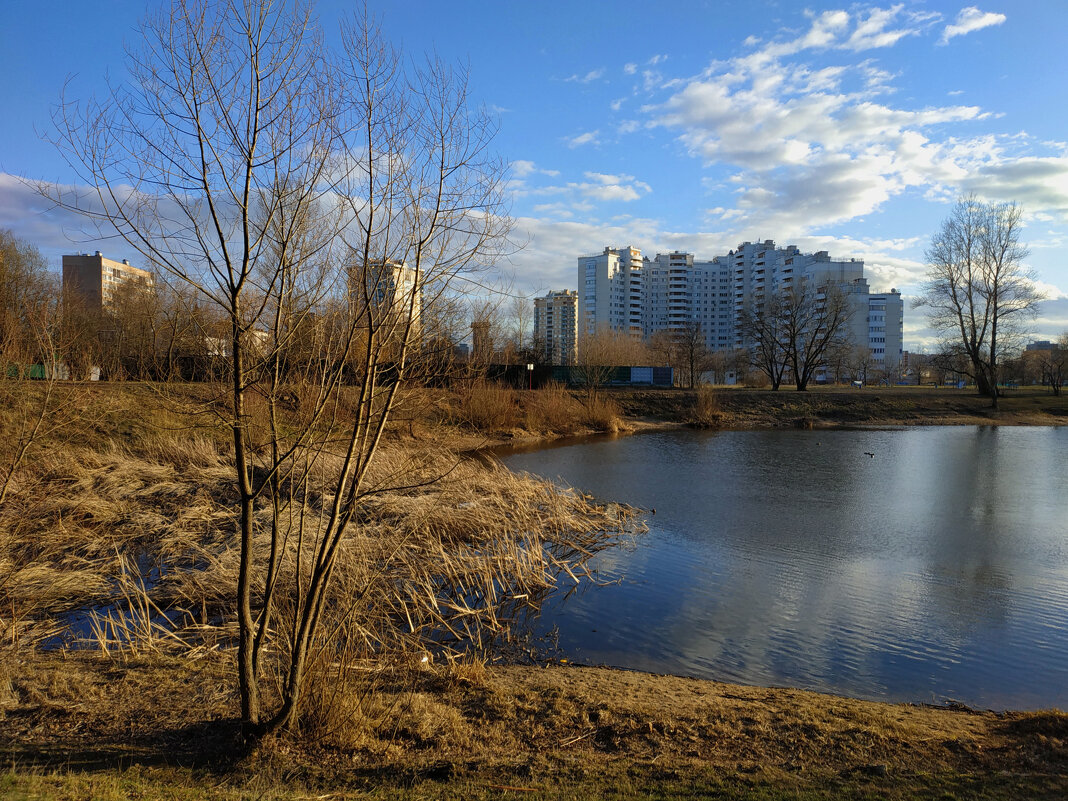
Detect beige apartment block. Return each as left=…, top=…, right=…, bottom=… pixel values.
left=62, top=251, right=154, bottom=314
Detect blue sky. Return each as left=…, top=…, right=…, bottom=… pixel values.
left=2, top=0, right=1067, bottom=346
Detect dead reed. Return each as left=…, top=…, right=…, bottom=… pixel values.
left=521, top=382, right=584, bottom=435
left=579, top=394, right=623, bottom=433
left=451, top=379, right=521, bottom=433
left=690, top=385, right=724, bottom=428
left=0, top=405, right=642, bottom=734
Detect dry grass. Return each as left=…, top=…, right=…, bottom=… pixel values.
left=579, top=394, right=622, bottom=433
left=0, top=383, right=641, bottom=736
left=520, top=383, right=584, bottom=435
left=3, top=651, right=1066, bottom=799
left=450, top=379, right=521, bottom=433
left=690, top=384, right=723, bottom=428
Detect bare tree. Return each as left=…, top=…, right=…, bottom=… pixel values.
left=849, top=345, right=875, bottom=386
left=575, top=327, right=648, bottom=396
left=916, top=196, right=1044, bottom=409
left=46, top=0, right=510, bottom=739
left=0, top=232, right=87, bottom=510
left=737, top=282, right=852, bottom=392
left=737, top=293, right=789, bottom=390
left=1038, top=335, right=1067, bottom=395
left=781, top=283, right=854, bottom=392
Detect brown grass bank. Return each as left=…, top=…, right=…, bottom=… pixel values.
left=2, top=651, right=1066, bottom=799
left=608, top=384, right=1068, bottom=430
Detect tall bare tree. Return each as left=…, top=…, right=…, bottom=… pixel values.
left=737, top=293, right=789, bottom=390
left=576, top=327, right=648, bottom=396
left=780, top=283, right=853, bottom=392
left=46, top=0, right=509, bottom=739
left=916, top=196, right=1043, bottom=409
left=0, top=232, right=87, bottom=510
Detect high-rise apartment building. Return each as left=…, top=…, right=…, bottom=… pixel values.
left=576, top=240, right=903, bottom=370
left=354, top=259, right=421, bottom=333
left=533, top=289, right=578, bottom=365
left=578, top=246, right=644, bottom=341
left=62, top=252, right=154, bottom=314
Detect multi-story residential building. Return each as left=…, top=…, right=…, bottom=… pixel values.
left=866, top=290, right=904, bottom=369
left=576, top=240, right=903, bottom=371
left=62, top=252, right=154, bottom=314
left=360, top=259, right=421, bottom=329
left=533, top=289, right=578, bottom=365
left=578, top=246, right=644, bottom=341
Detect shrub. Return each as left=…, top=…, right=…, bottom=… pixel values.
left=454, top=379, right=520, bottom=434
left=690, top=385, right=723, bottom=428
left=522, top=383, right=583, bottom=435
left=580, top=394, right=622, bottom=433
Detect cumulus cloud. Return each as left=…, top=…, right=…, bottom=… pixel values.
left=511, top=160, right=560, bottom=179
left=623, top=63, right=637, bottom=75
left=633, top=4, right=1066, bottom=241
left=939, top=7, right=1006, bottom=45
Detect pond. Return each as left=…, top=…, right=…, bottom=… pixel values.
left=499, top=426, right=1068, bottom=710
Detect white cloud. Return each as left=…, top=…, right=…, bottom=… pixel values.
left=939, top=7, right=1006, bottom=45
left=565, top=68, right=606, bottom=84
left=633, top=6, right=1066, bottom=240
left=610, top=97, right=625, bottom=112
left=511, top=160, right=537, bottom=178
left=623, top=63, right=637, bottom=75
left=510, top=160, right=561, bottom=181
left=565, top=130, right=600, bottom=148
left=843, top=4, right=919, bottom=51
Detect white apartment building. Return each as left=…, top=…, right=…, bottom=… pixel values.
left=533, top=289, right=578, bottom=365
left=578, top=246, right=644, bottom=341
left=866, top=290, right=904, bottom=368
left=576, top=240, right=903, bottom=370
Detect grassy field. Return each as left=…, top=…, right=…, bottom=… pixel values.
left=2, top=381, right=1067, bottom=799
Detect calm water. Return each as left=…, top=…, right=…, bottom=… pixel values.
left=500, top=426, right=1068, bottom=710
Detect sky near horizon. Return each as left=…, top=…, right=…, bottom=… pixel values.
left=1, top=0, right=1067, bottom=347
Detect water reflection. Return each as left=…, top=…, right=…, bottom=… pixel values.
left=501, top=426, right=1068, bottom=709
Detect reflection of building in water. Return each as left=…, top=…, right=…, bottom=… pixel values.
left=62, top=252, right=154, bottom=314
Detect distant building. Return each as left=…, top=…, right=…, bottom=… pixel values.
left=62, top=252, right=154, bottom=315
left=576, top=240, right=903, bottom=372
left=533, top=289, right=578, bottom=365
left=356, top=259, right=421, bottom=331
left=1026, top=340, right=1056, bottom=352
left=470, top=319, right=492, bottom=363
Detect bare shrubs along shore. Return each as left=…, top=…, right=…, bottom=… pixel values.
left=1, top=383, right=640, bottom=656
